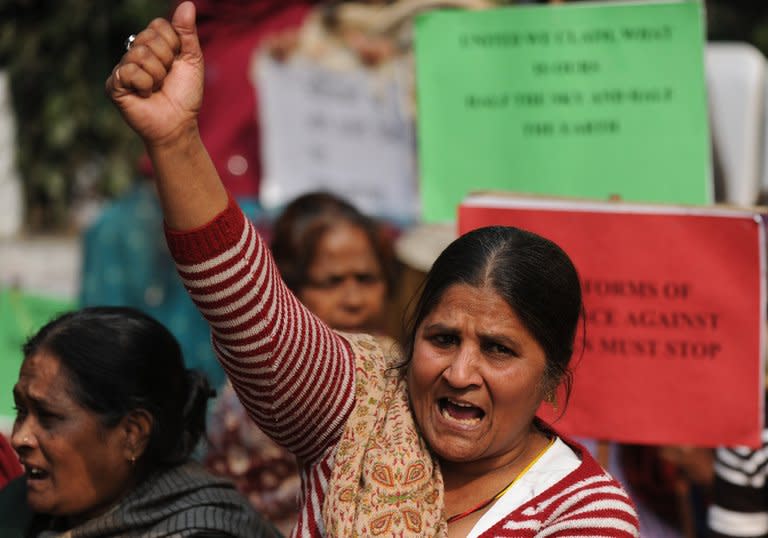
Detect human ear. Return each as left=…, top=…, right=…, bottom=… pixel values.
left=540, top=374, right=561, bottom=408
left=544, top=387, right=558, bottom=411
left=121, top=409, right=153, bottom=463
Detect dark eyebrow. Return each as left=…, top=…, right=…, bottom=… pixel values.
left=13, top=386, right=56, bottom=410
left=480, top=333, right=522, bottom=354
left=421, top=322, right=457, bottom=333
left=478, top=330, right=516, bottom=343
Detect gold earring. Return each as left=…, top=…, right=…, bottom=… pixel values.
left=546, top=391, right=558, bottom=411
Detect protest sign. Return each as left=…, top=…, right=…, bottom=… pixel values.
left=460, top=193, right=765, bottom=447
left=255, top=55, right=419, bottom=221
left=417, top=0, right=711, bottom=222
left=0, top=289, right=73, bottom=432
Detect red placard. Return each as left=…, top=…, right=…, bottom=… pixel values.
left=459, top=194, right=766, bottom=447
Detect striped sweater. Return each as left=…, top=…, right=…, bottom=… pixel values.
left=165, top=196, right=639, bottom=537
left=481, top=436, right=639, bottom=537
left=708, top=421, right=768, bottom=537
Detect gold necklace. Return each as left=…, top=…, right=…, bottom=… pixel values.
left=446, top=436, right=556, bottom=524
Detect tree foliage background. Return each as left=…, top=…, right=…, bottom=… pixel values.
left=2, top=0, right=768, bottom=232
left=0, top=0, right=167, bottom=231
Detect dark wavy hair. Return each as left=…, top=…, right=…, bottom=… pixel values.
left=402, top=225, right=583, bottom=406
left=22, top=306, right=213, bottom=467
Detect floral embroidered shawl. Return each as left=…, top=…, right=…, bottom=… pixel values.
left=323, top=333, right=447, bottom=537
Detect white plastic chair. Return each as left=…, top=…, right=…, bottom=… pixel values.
left=705, top=42, right=766, bottom=206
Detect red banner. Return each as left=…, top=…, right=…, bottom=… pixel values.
left=459, top=194, right=765, bottom=447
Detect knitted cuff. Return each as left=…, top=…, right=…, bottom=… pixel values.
left=164, top=192, right=246, bottom=265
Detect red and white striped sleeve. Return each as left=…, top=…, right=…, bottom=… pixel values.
left=535, top=473, right=640, bottom=537
left=165, top=195, right=356, bottom=464
left=484, top=442, right=639, bottom=538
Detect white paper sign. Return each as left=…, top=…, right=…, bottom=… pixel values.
left=253, top=54, right=420, bottom=221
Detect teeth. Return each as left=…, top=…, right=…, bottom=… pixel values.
left=448, top=398, right=474, bottom=408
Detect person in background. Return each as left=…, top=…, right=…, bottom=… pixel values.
left=106, top=4, right=640, bottom=535
left=708, top=445, right=768, bottom=538
left=80, top=0, right=314, bottom=389
left=269, top=191, right=395, bottom=333
left=205, top=191, right=396, bottom=529
left=78, top=173, right=226, bottom=385
left=707, top=399, right=768, bottom=538
left=0, top=307, right=278, bottom=537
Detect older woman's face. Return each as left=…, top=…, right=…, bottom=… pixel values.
left=407, top=284, right=549, bottom=469
left=298, top=222, right=387, bottom=332
left=11, top=352, right=133, bottom=522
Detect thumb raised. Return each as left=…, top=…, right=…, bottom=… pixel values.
left=171, top=1, right=201, bottom=60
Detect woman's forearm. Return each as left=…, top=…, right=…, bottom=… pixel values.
left=147, top=126, right=229, bottom=230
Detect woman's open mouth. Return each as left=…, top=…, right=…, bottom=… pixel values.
left=438, top=397, right=485, bottom=426
left=24, top=464, right=50, bottom=481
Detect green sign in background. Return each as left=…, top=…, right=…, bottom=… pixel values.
left=0, top=289, right=73, bottom=430
left=415, top=0, right=711, bottom=222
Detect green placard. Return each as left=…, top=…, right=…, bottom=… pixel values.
left=415, top=0, right=711, bottom=222
left=0, top=289, right=73, bottom=429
